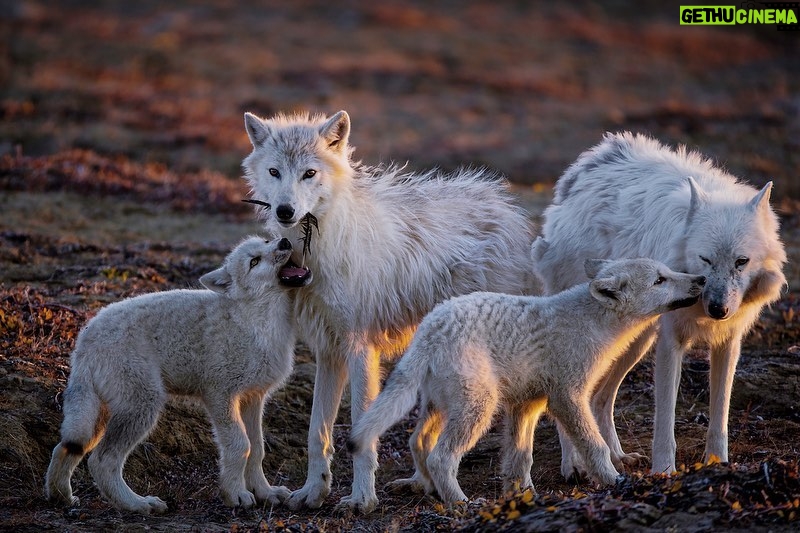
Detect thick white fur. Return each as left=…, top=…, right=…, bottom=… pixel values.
left=45, top=237, right=298, bottom=514
left=242, top=110, right=537, bottom=511
left=532, top=132, right=787, bottom=476
left=350, top=258, right=705, bottom=503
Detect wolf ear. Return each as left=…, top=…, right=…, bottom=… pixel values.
left=686, top=176, right=708, bottom=225
left=319, top=110, right=350, bottom=152
left=244, top=112, right=271, bottom=147
left=748, top=181, right=773, bottom=214
left=590, top=276, right=622, bottom=308
left=584, top=258, right=611, bottom=279
left=200, top=267, right=232, bottom=294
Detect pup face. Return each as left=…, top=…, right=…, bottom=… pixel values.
left=241, top=110, right=352, bottom=232
left=683, top=179, right=784, bottom=320
left=200, top=236, right=312, bottom=298
left=586, top=258, right=705, bottom=318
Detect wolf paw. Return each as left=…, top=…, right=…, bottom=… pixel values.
left=385, top=477, right=428, bottom=494
left=223, top=489, right=256, bottom=509
left=336, top=492, right=378, bottom=514
left=126, top=495, right=168, bottom=515
left=612, top=451, right=647, bottom=470
left=254, top=485, right=291, bottom=506
left=286, top=481, right=329, bottom=510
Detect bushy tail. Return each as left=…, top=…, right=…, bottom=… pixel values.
left=348, top=347, right=428, bottom=453
left=45, top=367, right=103, bottom=504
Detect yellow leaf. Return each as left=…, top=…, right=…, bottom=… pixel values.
left=521, top=489, right=534, bottom=503
left=509, top=500, right=517, bottom=511
left=480, top=511, right=494, bottom=521
left=547, top=506, right=557, bottom=512
left=506, top=510, right=521, bottom=520
left=731, top=501, right=742, bottom=511
left=706, top=454, right=721, bottom=465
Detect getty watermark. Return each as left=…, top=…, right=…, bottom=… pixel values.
left=680, top=2, right=799, bottom=29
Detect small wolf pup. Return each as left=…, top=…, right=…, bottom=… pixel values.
left=349, top=258, right=705, bottom=504
left=45, top=236, right=311, bottom=514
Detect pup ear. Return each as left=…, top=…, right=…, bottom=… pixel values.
left=584, top=258, right=611, bottom=279
left=244, top=112, right=271, bottom=147
left=686, top=176, right=708, bottom=225
left=589, top=276, right=622, bottom=308
left=200, top=267, right=232, bottom=294
left=319, top=110, right=350, bottom=152
left=748, top=181, right=773, bottom=214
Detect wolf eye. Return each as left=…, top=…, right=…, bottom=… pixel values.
left=654, top=276, right=666, bottom=285
left=269, top=168, right=280, bottom=178
left=249, top=257, right=260, bottom=269
left=303, top=169, right=317, bottom=180
left=735, top=256, right=749, bottom=268
left=699, top=256, right=712, bottom=265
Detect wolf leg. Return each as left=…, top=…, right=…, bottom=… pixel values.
left=706, top=334, right=742, bottom=464
left=386, top=401, right=442, bottom=495
left=286, top=350, right=348, bottom=510
left=501, top=398, right=547, bottom=493
left=206, top=395, right=258, bottom=508
left=240, top=391, right=290, bottom=505
left=338, top=345, right=382, bottom=513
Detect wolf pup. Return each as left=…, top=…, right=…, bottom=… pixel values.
left=349, top=258, right=705, bottom=504
left=532, top=132, right=787, bottom=476
left=241, top=110, right=537, bottom=512
left=45, top=236, right=311, bottom=514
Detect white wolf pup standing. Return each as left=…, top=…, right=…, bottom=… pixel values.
left=350, top=258, right=705, bottom=504
left=45, top=236, right=311, bottom=514
left=533, top=133, right=786, bottom=476
left=242, top=110, right=536, bottom=512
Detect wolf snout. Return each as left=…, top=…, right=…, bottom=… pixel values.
left=276, top=204, right=295, bottom=223
left=707, top=301, right=729, bottom=320
left=277, top=238, right=292, bottom=251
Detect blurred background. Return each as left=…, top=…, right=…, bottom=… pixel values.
left=2, top=0, right=798, bottom=197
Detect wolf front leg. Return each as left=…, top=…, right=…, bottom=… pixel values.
left=651, top=316, right=692, bottom=475
left=338, top=345, right=381, bottom=513
left=706, top=334, right=743, bottom=464
left=286, top=351, right=348, bottom=510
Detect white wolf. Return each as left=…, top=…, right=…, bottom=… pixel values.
left=349, top=258, right=705, bottom=503
left=532, top=132, right=786, bottom=476
left=45, top=236, right=310, bottom=514
left=242, top=110, right=536, bottom=511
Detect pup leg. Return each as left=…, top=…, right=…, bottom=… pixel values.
left=87, top=401, right=167, bottom=514
left=286, top=350, right=348, bottom=510
left=501, top=399, right=547, bottom=493
left=706, top=334, right=742, bottom=464
left=206, top=395, right=257, bottom=509
left=427, top=388, right=498, bottom=504
left=240, top=391, right=290, bottom=505
left=386, top=402, right=442, bottom=495
left=550, top=393, right=619, bottom=486
left=339, top=346, right=381, bottom=513
left=652, top=316, right=692, bottom=474
left=592, top=327, right=655, bottom=469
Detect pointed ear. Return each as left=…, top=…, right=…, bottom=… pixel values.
left=244, top=112, right=271, bottom=147
left=584, top=258, right=610, bottom=279
left=686, top=176, right=708, bottom=225
left=319, top=110, right=350, bottom=152
left=589, top=277, right=622, bottom=308
left=200, top=267, right=232, bottom=294
left=748, top=181, right=772, bottom=214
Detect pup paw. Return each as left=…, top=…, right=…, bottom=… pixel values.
left=385, top=477, right=427, bottom=494
left=255, top=485, right=291, bottom=505
left=612, top=451, right=647, bottom=470
left=223, top=489, right=256, bottom=509
left=286, top=481, right=329, bottom=510
left=336, top=492, right=378, bottom=514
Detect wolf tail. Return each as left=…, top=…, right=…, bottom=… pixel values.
left=348, top=344, right=428, bottom=454
left=45, top=363, right=103, bottom=505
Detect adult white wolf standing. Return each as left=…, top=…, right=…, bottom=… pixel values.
left=242, top=110, right=537, bottom=512
left=532, top=132, right=786, bottom=476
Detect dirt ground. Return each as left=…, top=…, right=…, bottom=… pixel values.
left=1, top=1, right=799, bottom=531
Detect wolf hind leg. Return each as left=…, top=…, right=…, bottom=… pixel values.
left=386, top=402, right=443, bottom=496
left=88, top=394, right=167, bottom=514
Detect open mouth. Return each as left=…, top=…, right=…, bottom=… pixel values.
left=279, top=258, right=312, bottom=287
left=669, top=295, right=701, bottom=310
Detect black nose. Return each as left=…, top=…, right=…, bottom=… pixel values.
left=695, top=276, right=706, bottom=286
left=278, top=238, right=292, bottom=251
left=276, top=204, right=295, bottom=221
left=707, top=302, right=728, bottom=319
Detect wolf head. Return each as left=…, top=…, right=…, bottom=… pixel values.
left=242, top=110, right=353, bottom=232
left=585, top=258, right=705, bottom=317
left=199, top=236, right=312, bottom=299
left=681, top=177, right=786, bottom=321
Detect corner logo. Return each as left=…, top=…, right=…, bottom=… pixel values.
left=680, top=3, right=799, bottom=30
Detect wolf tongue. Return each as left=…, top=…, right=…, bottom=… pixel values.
left=280, top=265, right=309, bottom=278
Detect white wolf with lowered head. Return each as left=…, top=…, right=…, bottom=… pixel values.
left=45, top=236, right=310, bottom=514
left=242, top=110, right=536, bottom=512
left=349, top=258, right=705, bottom=504
left=533, top=132, right=786, bottom=476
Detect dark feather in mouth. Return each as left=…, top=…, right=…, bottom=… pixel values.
left=279, top=259, right=312, bottom=287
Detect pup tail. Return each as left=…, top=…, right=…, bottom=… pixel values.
left=348, top=348, right=427, bottom=454
left=45, top=365, right=103, bottom=506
